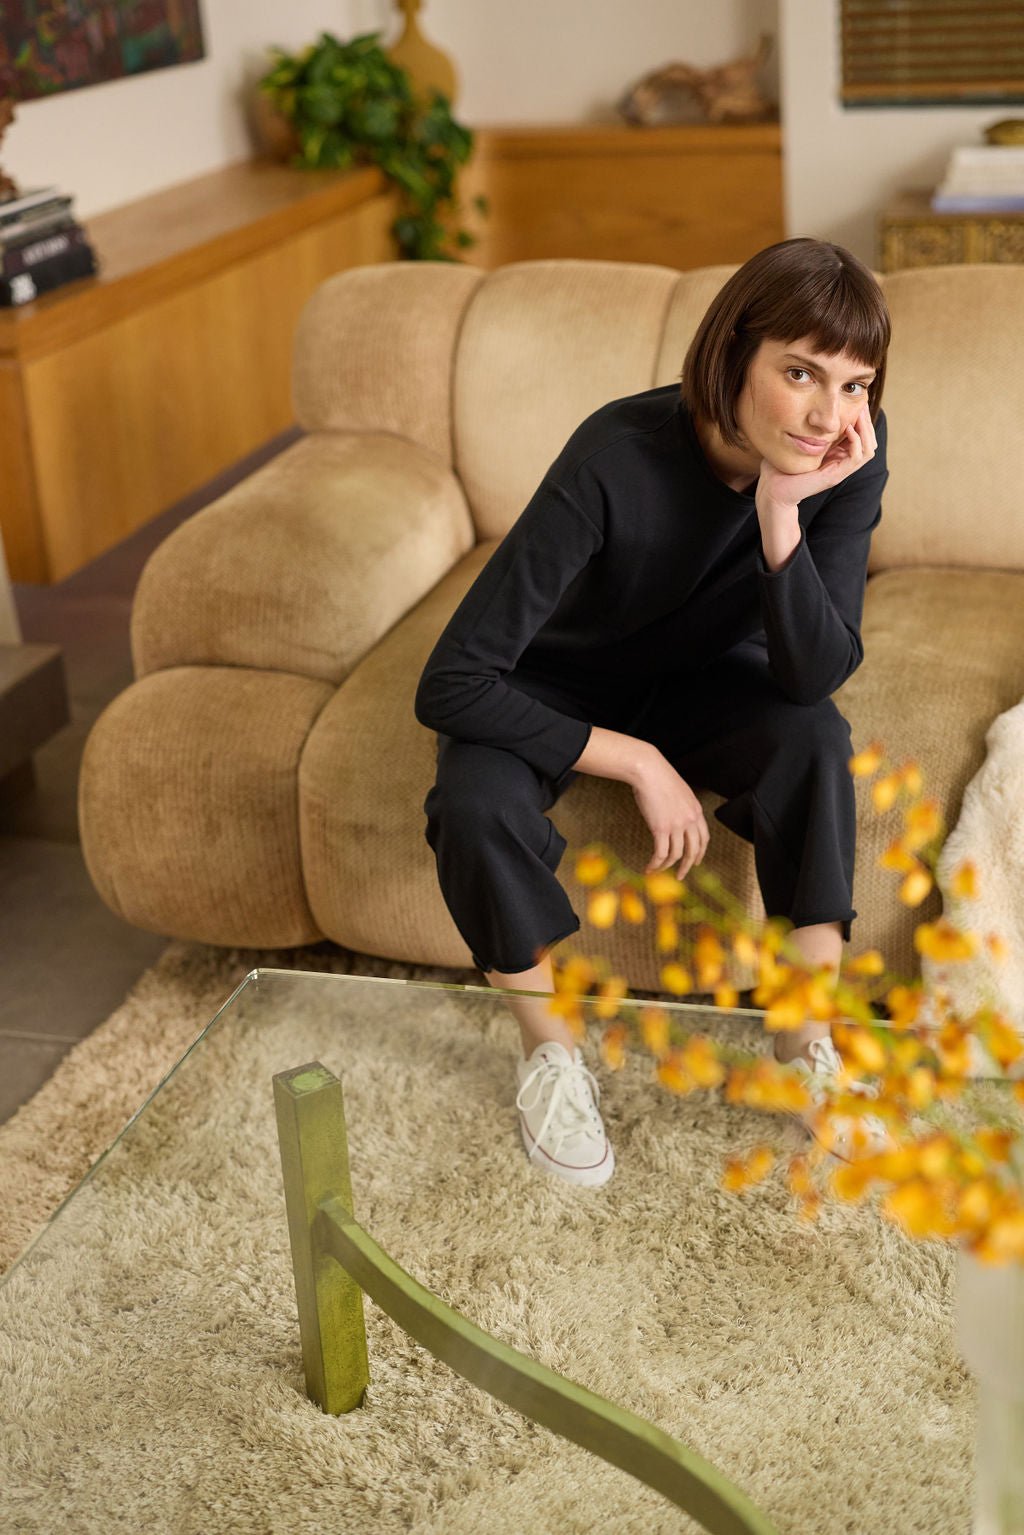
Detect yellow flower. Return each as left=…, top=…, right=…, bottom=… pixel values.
left=872, top=773, right=902, bottom=812
left=914, top=919, right=979, bottom=963
left=681, top=1034, right=727, bottom=1088
left=879, top=839, right=918, bottom=873
left=694, top=927, right=725, bottom=988
left=645, top=870, right=686, bottom=905
left=732, top=931, right=760, bottom=968
left=886, top=984, right=924, bottom=1029
left=714, top=983, right=740, bottom=1009
left=594, top=974, right=629, bottom=1020
left=846, top=949, right=886, bottom=977
left=620, top=886, right=647, bottom=924
left=899, top=866, right=933, bottom=907
left=555, top=955, right=595, bottom=993
left=973, top=1211, right=1024, bottom=1265
left=722, top=1146, right=775, bottom=1191
left=661, top=963, right=693, bottom=995
left=599, top=1022, right=628, bottom=1070
left=763, top=988, right=808, bottom=1033
left=656, top=1047, right=696, bottom=1094
left=978, top=1012, right=1024, bottom=1070
left=843, top=1025, right=887, bottom=1075
left=986, top=932, right=1009, bottom=964
left=897, top=759, right=923, bottom=796
left=902, top=798, right=942, bottom=852
left=640, top=1007, right=670, bottom=1056
left=974, top=1127, right=1016, bottom=1164
left=587, top=890, right=619, bottom=929
left=950, top=860, right=979, bottom=899
left=848, top=741, right=883, bottom=776
left=546, top=993, right=585, bottom=1040
left=656, top=911, right=679, bottom=952
left=576, top=851, right=610, bottom=886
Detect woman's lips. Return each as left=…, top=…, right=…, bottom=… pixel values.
left=788, top=433, right=830, bottom=454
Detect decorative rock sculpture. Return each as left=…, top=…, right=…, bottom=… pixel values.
left=618, top=32, right=775, bottom=127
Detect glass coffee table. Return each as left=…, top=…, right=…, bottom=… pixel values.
left=0, top=967, right=982, bottom=1535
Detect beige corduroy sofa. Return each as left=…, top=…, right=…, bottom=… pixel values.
left=79, top=258, right=1024, bottom=991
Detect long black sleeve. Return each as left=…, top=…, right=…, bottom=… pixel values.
left=414, top=476, right=603, bottom=779
left=755, top=411, right=889, bottom=705
left=415, top=386, right=890, bottom=774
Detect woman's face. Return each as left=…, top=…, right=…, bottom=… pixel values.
left=733, top=334, right=877, bottom=470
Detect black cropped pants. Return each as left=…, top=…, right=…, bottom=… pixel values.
left=422, top=640, right=858, bottom=975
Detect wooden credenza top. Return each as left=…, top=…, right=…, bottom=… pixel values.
left=470, top=119, right=782, bottom=158
left=0, top=156, right=389, bottom=360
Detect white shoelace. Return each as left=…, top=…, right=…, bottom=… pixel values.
left=515, top=1053, right=603, bottom=1162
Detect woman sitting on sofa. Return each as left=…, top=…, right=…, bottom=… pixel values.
left=414, top=236, right=892, bottom=1189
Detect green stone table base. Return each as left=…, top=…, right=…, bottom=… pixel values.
left=273, top=1061, right=780, bottom=1535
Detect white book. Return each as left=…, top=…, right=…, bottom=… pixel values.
left=0, top=186, right=65, bottom=220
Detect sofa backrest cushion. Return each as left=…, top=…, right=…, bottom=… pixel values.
left=293, top=262, right=483, bottom=465
left=865, top=264, right=1024, bottom=574
left=452, top=259, right=681, bottom=540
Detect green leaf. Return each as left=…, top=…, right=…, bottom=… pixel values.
left=297, top=83, right=345, bottom=126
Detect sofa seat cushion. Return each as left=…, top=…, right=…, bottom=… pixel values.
left=299, top=541, right=499, bottom=965
left=835, top=566, right=1024, bottom=974
left=80, top=666, right=334, bottom=947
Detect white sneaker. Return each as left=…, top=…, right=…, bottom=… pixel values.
left=514, top=1040, right=615, bottom=1187
left=776, top=1034, right=896, bottom=1164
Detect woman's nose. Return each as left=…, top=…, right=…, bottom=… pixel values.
left=807, top=396, right=843, bottom=433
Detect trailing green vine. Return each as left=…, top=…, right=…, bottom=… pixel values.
left=258, top=30, right=487, bottom=261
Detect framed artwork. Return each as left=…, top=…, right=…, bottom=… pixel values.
left=0, top=0, right=205, bottom=101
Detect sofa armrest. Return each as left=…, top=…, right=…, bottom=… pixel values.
left=131, top=432, right=475, bottom=685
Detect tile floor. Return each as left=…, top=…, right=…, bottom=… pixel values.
left=0, top=425, right=304, bottom=1126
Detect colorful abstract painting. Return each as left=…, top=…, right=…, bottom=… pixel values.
left=0, top=1, right=205, bottom=101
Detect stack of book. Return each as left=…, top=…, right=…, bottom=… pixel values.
left=932, top=146, right=1024, bottom=214
left=0, top=185, right=98, bottom=308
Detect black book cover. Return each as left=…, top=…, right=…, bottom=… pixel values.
left=2, top=221, right=89, bottom=278
left=0, top=243, right=98, bottom=306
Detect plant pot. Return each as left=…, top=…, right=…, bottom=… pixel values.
left=252, top=90, right=301, bottom=163
left=956, top=1244, right=1024, bottom=1533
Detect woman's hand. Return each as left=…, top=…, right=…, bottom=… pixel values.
left=630, top=745, right=709, bottom=879
left=757, top=403, right=878, bottom=512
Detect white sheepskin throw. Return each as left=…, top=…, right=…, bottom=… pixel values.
left=919, top=700, right=1024, bottom=1074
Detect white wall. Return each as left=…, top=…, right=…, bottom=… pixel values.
left=414, top=0, right=779, bottom=125
left=4, top=0, right=778, bottom=219
left=779, top=0, right=1012, bottom=266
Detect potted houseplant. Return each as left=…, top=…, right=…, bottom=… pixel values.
left=255, top=30, right=486, bottom=262
left=560, top=744, right=1024, bottom=1532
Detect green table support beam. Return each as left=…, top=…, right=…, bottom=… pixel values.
left=273, top=1062, right=370, bottom=1415
left=274, top=1061, right=780, bottom=1535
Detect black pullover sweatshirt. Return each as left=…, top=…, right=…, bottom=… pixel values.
left=415, top=383, right=889, bottom=782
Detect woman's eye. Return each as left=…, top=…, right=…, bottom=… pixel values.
left=786, top=368, right=865, bottom=394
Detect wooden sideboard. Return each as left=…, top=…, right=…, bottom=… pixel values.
left=880, top=188, right=1024, bottom=271
left=0, top=158, right=399, bottom=584
left=2, top=126, right=783, bottom=584
left=456, top=120, right=784, bottom=270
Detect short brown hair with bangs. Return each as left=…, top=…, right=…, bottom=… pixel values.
left=680, top=238, right=891, bottom=450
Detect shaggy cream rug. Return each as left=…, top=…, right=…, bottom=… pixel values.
left=0, top=939, right=978, bottom=1534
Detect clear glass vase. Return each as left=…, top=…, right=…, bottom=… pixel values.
left=956, top=1245, right=1024, bottom=1534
